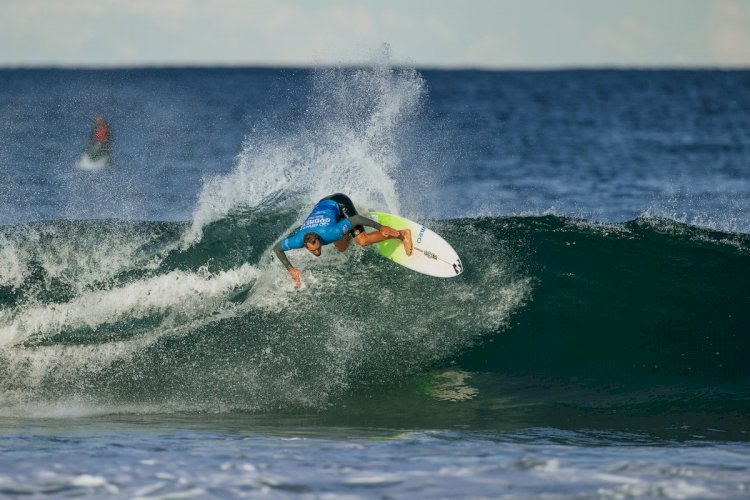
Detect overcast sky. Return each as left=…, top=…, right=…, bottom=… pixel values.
left=1, top=0, right=749, bottom=68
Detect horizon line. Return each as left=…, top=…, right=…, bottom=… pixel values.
left=1, top=62, right=749, bottom=72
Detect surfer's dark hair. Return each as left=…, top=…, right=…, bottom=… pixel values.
left=303, top=232, right=320, bottom=246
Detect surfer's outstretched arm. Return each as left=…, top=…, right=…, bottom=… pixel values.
left=273, top=243, right=302, bottom=287
left=273, top=243, right=293, bottom=270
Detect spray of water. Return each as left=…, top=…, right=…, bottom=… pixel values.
left=184, top=52, right=427, bottom=246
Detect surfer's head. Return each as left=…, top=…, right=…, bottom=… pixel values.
left=303, top=232, right=322, bottom=257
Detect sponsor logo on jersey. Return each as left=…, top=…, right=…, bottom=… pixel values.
left=301, top=214, right=332, bottom=229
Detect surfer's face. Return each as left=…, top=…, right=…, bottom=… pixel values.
left=304, top=240, right=322, bottom=257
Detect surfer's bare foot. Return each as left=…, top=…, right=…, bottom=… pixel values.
left=401, top=229, right=413, bottom=256
left=379, top=225, right=400, bottom=238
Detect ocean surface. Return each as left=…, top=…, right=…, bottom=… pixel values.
left=0, top=63, right=749, bottom=497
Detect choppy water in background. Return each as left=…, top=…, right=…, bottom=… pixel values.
left=2, top=67, right=748, bottom=228
left=0, top=63, right=749, bottom=497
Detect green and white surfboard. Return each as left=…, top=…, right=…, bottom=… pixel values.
left=368, top=211, right=463, bottom=278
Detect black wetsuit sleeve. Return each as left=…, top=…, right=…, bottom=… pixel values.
left=347, top=214, right=382, bottom=230
left=273, top=243, right=294, bottom=271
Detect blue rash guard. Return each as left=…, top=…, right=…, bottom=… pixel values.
left=280, top=199, right=352, bottom=251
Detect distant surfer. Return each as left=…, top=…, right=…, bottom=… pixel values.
left=88, top=115, right=112, bottom=160
left=273, top=193, right=412, bottom=287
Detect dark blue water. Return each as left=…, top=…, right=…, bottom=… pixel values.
left=2, top=68, right=748, bottom=228
left=1, top=66, right=749, bottom=497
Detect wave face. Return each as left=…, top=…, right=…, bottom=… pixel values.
left=458, top=215, right=750, bottom=381
left=0, top=210, right=527, bottom=415
left=1, top=212, right=748, bottom=434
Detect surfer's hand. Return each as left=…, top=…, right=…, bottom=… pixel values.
left=289, top=267, right=302, bottom=287
left=379, top=226, right=400, bottom=238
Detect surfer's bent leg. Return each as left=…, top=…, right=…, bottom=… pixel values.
left=353, top=226, right=412, bottom=256
left=347, top=214, right=412, bottom=256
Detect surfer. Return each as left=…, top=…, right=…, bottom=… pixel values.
left=88, top=115, right=112, bottom=160
left=273, top=193, right=412, bottom=287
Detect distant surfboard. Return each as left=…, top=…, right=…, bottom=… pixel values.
left=75, top=152, right=110, bottom=171
left=368, top=211, right=463, bottom=278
